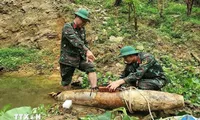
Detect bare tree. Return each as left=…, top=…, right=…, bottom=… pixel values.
left=127, top=1, right=138, bottom=31
left=157, top=0, right=165, bottom=17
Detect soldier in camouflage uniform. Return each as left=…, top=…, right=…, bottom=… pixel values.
left=107, top=46, right=168, bottom=91
left=59, top=8, right=97, bottom=89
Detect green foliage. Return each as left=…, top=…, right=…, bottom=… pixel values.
left=81, top=72, right=119, bottom=88
left=80, top=107, right=139, bottom=120
left=0, top=104, right=50, bottom=120
left=0, top=104, right=11, bottom=116
left=165, top=3, right=186, bottom=15
left=161, top=55, right=200, bottom=104
left=98, top=72, right=119, bottom=86
left=0, top=47, right=40, bottom=70
left=0, top=106, right=32, bottom=120
left=138, top=4, right=158, bottom=15
left=74, top=0, right=97, bottom=5
left=80, top=111, right=112, bottom=120
left=103, top=0, right=114, bottom=8
left=124, top=0, right=141, bottom=6
left=111, top=107, right=138, bottom=120
left=105, top=17, right=119, bottom=36
left=32, top=104, right=50, bottom=117
left=0, top=47, right=54, bottom=71
left=74, top=0, right=82, bottom=4
left=81, top=73, right=90, bottom=88
left=62, top=4, right=74, bottom=13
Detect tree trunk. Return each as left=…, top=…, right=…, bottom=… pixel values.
left=128, top=3, right=131, bottom=22
left=185, top=0, right=194, bottom=16
left=114, top=0, right=122, bottom=6
left=158, top=0, right=164, bottom=17
left=133, top=4, right=138, bottom=31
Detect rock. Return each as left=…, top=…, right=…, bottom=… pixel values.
left=109, top=36, right=123, bottom=43
left=115, top=63, right=123, bottom=68
left=94, top=36, right=98, bottom=41
left=103, top=17, right=110, bottom=20
left=102, top=29, right=107, bottom=35
left=136, top=45, right=144, bottom=50
left=45, top=32, right=58, bottom=39
left=102, top=21, right=107, bottom=25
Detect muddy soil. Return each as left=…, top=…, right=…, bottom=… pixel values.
left=45, top=101, right=200, bottom=120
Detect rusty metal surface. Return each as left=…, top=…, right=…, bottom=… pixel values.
left=95, top=92, right=125, bottom=109
left=98, top=86, right=119, bottom=92
left=51, top=89, right=185, bottom=111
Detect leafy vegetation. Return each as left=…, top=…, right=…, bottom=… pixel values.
left=0, top=104, right=11, bottom=116
left=0, top=104, right=50, bottom=120
left=161, top=55, right=200, bottom=104
left=80, top=107, right=139, bottom=120
left=81, top=72, right=119, bottom=88
left=0, top=47, right=36, bottom=70
left=0, top=47, right=54, bottom=71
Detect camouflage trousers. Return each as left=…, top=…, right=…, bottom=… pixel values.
left=60, top=61, right=96, bottom=86
left=129, top=78, right=167, bottom=91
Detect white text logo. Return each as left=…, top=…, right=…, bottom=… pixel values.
left=14, top=114, right=41, bottom=120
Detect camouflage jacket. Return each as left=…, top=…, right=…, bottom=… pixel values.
left=120, top=52, right=167, bottom=84
left=59, top=22, right=89, bottom=67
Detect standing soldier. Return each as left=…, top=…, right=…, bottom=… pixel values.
left=59, top=8, right=97, bottom=90
left=107, top=46, right=168, bottom=91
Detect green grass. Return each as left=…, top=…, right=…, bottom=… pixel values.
left=188, top=17, right=200, bottom=24
left=161, top=55, right=200, bottom=104
left=0, top=47, right=44, bottom=71
left=165, top=3, right=186, bottom=15
left=81, top=72, right=119, bottom=88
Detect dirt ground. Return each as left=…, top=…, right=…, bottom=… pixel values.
left=44, top=100, right=200, bottom=119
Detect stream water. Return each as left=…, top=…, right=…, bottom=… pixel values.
left=0, top=73, right=62, bottom=109
left=0, top=72, right=106, bottom=119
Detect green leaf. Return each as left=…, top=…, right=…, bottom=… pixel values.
left=96, top=111, right=112, bottom=120
left=0, top=104, right=11, bottom=116
left=0, top=106, right=32, bottom=120
left=79, top=111, right=111, bottom=120
left=112, top=107, right=127, bottom=115
left=123, top=115, right=132, bottom=120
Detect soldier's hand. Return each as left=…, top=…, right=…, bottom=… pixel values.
left=86, top=50, right=96, bottom=62
left=106, top=79, right=125, bottom=92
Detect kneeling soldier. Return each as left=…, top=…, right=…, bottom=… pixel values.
left=107, top=46, right=168, bottom=91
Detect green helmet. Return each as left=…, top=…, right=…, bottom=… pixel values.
left=75, top=8, right=90, bottom=22
left=119, top=46, right=139, bottom=57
